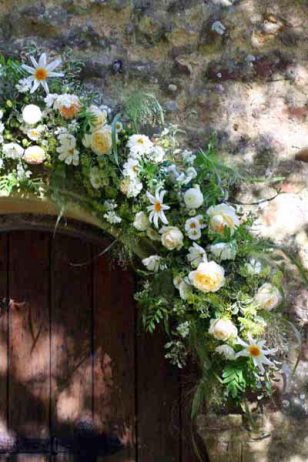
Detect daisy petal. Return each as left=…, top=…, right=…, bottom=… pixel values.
left=22, top=64, right=35, bottom=74
left=42, top=80, right=49, bottom=94
left=38, top=53, right=47, bottom=67
left=48, top=71, right=64, bottom=78
left=46, top=58, right=62, bottom=72
left=30, top=56, right=38, bottom=68
left=30, top=80, right=40, bottom=93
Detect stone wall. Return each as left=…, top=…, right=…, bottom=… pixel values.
left=0, top=1, right=307, bottom=460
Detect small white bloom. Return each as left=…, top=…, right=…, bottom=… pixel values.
left=211, top=20, right=226, bottom=35
left=149, top=145, right=165, bottom=163
left=187, top=243, right=207, bottom=268
left=166, top=164, right=180, bottom=182
left=127, top=134, right=153, bottom=158
left=0, top=109, right=3, bottom=120
left=184, top=215, right=205, bottom=241
left=254, top=283, right=282, bottom=311
left=0, top=122, right=4, bottom=134
left=3, top=142, right=24, bottom=159
left=209, top=242, right=237, bottom=261
left=209, top=318, right=238, bottom=341
left=16, top=162, right=31, bottom=180
left=215, top=345, right=236, bottom=360
left=147, top=188, right=170, bottom=228
left=142, top=255, right=163, bottom=272
left=44, top=93, right=59, bottom=108
left=189, top=261, right=225, bottom=293
left=178, top=280, right=191, bottom=300
left=123, top=158, right=141, bottom=178
left=16, top=77, right=32, bottom=93
left=57, top=133, right=79, bottom=166
left=22, top=53, right=64, bottom=94
left=23, top=145, right=46, bottom=165
left=89, top=167, right=103, bottom=189
left=133, top=211, right=149, bottom=232
left=160, top=226, right=184, bottom=251
left=177, top=321, right=190, bottom=338
left=22, top=104, right=42, bottom=125
left=236, top=336, right=276, bottom=373
left=104, top=211, right=122, bottom=224
left=184, top=185, right=204, bottom=209
left=120, top=176, right=143, bottom=198
left=182, top=149, right=196, bottom=164
left=245, top=258, right=262, bottom=275
left=207, top=203, right=239, bottom=235
left=26, top=125, right=45, bottom=141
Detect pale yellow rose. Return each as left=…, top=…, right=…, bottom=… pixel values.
left=23, top=145, right=46, bottom=165
left=189, top=261, right=225, bottom=293
left=160, top=226, right=184, bottom=251
left=90, top=125, right=112, bottom=155
left=207, top=204, right=239, bottom=235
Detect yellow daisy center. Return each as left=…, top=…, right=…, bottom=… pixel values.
left=34, top=67, right=48, bottom=81
left=154, top=202, right=162, bottom=212
left=248, top=345, right=261, bottom=357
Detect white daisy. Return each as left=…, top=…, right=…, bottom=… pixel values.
left=236, top=336, right=276, bottom=374
left=56, top=133, right=79, bottom=166
left=184, top=215, right=205, bottom=240
left=146, top=188, right=170, bottom=228
left=22, top=53, right=64, bottom=94
left=127, top=134, right=153, bottom=158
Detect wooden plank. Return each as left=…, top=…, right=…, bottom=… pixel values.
left=180, top=367, right=208, bottom=462
left=0, top=234, right=8, bottom=440
left=93, top=249, right=136, bottom=461
left=50, top=235, right=93, bottom=461
left=8, top=231, right=50, bottom=443
left=137, top=327, right=181, bottom=462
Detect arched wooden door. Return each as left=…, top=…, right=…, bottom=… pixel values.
left=0, top=230, right=199, bottom=461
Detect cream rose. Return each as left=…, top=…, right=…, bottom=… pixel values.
left=207, top=204, right=239, bottom=235
left=89, top=105, right=107, bottom=128
left=22, top=104, right=42, bottom=125
left=90, top=125, right=112, bottom=155
left=209, top=318, right=238, bottom=341
left=189, top=261, right=225, bottom=293
left=133, top=211, right=149, bottom=231
left=23, top=145, right=46, bottom=165
left=254, top=283, right=282, bottom=311
left=184, top=185, right=204, bottom=209
left=160, top=226, right=184, bottom=251
left=215, top=344, right=236, bottom=359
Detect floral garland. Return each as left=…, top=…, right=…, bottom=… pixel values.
left=0, top=51, right=286, bottom=414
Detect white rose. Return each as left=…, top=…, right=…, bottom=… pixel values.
left=184, top=185, right=204, bottom=209
left=215, top=344, right=236, bottom=360
left=209, top=242, right=237, bottom=261
left=209, top=318, right=238, bottom=341
left=160, top=226, right=184, bottom=251
left=189, top=261, right=225, bottom=293
left=142, top=255, right=162, bottom=272
left=207, top=203, right=239, bottom=235
left=3, top=142, right=24, bottom=159
left=133, top=212, right=149, bottom=231
left=173, top=276, right=191, bottom=300
left=149, top=145, right=165, bottom=163
left=23, top=145, right=46, bottom=165
left=254, top=283, right=282, bottom=311
left=22, top=104, right=42, bottom=125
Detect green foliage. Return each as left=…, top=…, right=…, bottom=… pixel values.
left=222, top=362, right=247, bottom=399
left=124, top=91, right=164, bottom=131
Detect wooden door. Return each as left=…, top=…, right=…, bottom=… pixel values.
left=0, top=230, right=202, bottom=461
